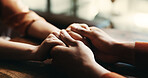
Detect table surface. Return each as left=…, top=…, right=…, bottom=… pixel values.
left=1, top=29, right=148, bottom=78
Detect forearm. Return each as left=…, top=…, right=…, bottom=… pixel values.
left=28, top=20, right=60, bottom=39
left=1, top=0, right=60, bottom=39
left=0, top=39, right=36, bottom=61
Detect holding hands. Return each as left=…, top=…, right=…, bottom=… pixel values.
left=34, top=23, right=133, bottom=78
left=68, top=24, right=135, bottom=64
left=49, top=30, right=110, bottom=78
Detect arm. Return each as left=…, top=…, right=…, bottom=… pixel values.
left=0, top=33, right=64, bottom=61
left=0, top=0, right=60, bottom=39
left=28, top=20, right=60, bottom=39
left=0, top=38, right=36, bottom=61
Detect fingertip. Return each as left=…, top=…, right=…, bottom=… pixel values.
left=71, top=25, right=88, bottom=34
left=79, top=24, right=90, bottom=30
left=71, top=25, right=77, bottom=29
left=66, top=27, right=71, bottom=31
left=70, top=23, right=80, bottom=27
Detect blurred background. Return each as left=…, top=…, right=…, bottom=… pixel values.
left=20, top=0, right=148, bottom=33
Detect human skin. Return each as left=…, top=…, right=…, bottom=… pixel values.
left=0, top=0, right=61, bottom=61
left=68, top=25, right=135, bottom=65
left=0, top=34, right=64, bottom=61
left=0, top=0, right=60, bottom=39
left=49, top=30, right=110, bottom=78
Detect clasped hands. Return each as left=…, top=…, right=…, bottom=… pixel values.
left=35, top=23, right=122, bottom=63
left=30, top=23, right=134, bottom=77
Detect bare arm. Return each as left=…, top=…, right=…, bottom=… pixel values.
left=0, top=0, right=60, bottom=39
left=0, top=32, right=64, bottom=61
left=0, top=38, right=36, bottom=61
left=28, top=20, right=60, bottom=39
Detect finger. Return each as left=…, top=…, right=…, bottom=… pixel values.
left=79, top=24, right=90, bottom=30
left=46, top=33, right=57, bottom=39
left=38, top=34, right=64, bottom=59
left=66, top=30, right=83, bottom=40
left=43, top=34, right=65, bottom=48
left=52, top=31, right=60, bottom=39
left=90, top=27, right=111, bottom=37
left=60, top=30, right=76, bottom=46
left=90, top=27, right=103, bottom=32
left=68, top=23, right=90, bottom=30
left=71, top=26, right=92, bottom=39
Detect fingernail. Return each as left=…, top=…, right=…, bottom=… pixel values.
left=77, top=26, right=86, bottom=31
left=66, top=27, right=71, bottom=31
left=71, top=25, right=77, bottom=30
left=79, top=24, right=90, bottom=30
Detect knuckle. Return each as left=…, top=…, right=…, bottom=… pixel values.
left=47, top=34, right=55, bottom=38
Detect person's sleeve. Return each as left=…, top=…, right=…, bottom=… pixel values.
left=101, top=72, right=126, bottom=78
left=134, top=42, right=148, bottom=68
left=0, top=0, right=46, bottom=36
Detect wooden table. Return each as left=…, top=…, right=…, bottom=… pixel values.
left=1, top=29, right=148, bottom=78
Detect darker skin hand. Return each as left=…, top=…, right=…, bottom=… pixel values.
left=70, top=26, right=124, bottom=63
left=50, top=30, right=110, bottom=78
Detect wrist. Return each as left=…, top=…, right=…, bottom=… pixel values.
left=28, top=45, right=40, bottom=61
left=89, top=62, right=110, bottom=77
left=113, top=42, right=135, bottom=64
left=77, top=61, right=110, bottom=78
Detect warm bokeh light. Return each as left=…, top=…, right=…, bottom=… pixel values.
left=134, top=13, right=148, bottom=28
left=21, top=0, right=148, bottom=33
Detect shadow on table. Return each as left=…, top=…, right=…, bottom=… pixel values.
left=0, top=61, right=68, bottom=78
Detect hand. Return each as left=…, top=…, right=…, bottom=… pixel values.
left=32, top=34, right=65, bottom=61
left=50, top=30, right=110, bottom=78
left=66, top=23, right=90, bottom=46
left=51, top=30, right=95, bottom=70
left=70, top=26, right=135, bottom=64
